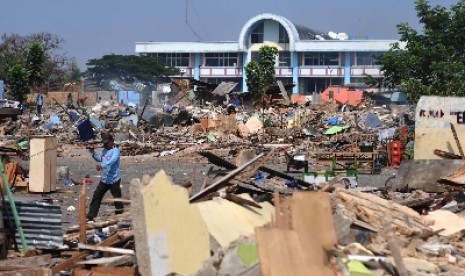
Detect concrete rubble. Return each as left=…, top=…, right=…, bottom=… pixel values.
left=3, top=90, right=465, bottom=275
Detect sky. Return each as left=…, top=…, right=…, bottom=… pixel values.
left=0, top=0, right=459, bottom=70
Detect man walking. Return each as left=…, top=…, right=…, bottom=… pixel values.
left=87, top=134, right=123, bottom=221
left=36, top=93, right=43, bottom=114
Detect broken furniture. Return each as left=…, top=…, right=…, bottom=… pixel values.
left=303, top=157, right=358, bottom=188
left=29, top=136, right=57, bottom=193
left=315, top=150, right=377, bottom=174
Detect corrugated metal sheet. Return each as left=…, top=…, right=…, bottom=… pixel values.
left=211, top=82, right=238, bottom=96
left=3, top=200, right=63, bottom=249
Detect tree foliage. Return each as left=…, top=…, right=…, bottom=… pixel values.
left=6, top=64, right=29, bottom=102
left=26, top=43, right=45, bottom=90
left=245, top=45, right=278, bottom=103
left=260, top=46, right=279, bottom=89
left=82, top=54, right=180, bottom=88
left=370, top=0, right=465, bottom=103
left=66, top=57, right=81, bottom=83
left=0, top=32, right=67, bottom=83
left=245, top=61, right=263, bottom=102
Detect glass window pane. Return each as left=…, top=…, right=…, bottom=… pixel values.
left=279, top=51, right=291, bottom=66
left=251, top=22, right=264, bottom=43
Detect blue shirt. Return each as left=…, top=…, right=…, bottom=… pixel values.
left=91, top=147, right=121, bottom=184
left=36, top=95, right=43, bottom=105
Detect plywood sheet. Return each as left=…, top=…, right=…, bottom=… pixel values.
left=195, top=195, right=274, bottom=248
left=131, top=171, right=210, bottom=276
left=256, top=228, right=318, bottom=276
left=291, top=192, right=337, bottom=273
left=255, top=192, right=336, bottom=276
left=425, top=210, right=465, bottom=236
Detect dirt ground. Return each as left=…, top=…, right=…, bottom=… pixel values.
left=11, top=148, right=394, bottom=230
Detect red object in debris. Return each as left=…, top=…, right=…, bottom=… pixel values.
left=320, top=86, right=365, bottom=106
left=85, top=177, right=92, bottom=184
left=391, top=140, right=401, bottom=150
left=391, top=140, right=403, bottom=167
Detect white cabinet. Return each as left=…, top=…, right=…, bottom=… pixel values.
left=29, top=136, right=57, bottom=193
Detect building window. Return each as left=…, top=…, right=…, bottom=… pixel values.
left=303, top=52, right=339, bottom=66
left=156, top=53, right=190, bottom=67
left=278, top=51, right=291, bottom=67
left=355, top=52, right=382, bottom=66
left=279, top=24, right=289, bottom=43
left=251, top=22, right=264, bottom=43
left=204, top=53, right=239, bottom=67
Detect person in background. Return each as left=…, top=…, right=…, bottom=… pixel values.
left=67, top=93, right=73, bottom=108
left=79, top=95, right=87, bottom=107
left=87, top=134, right=123, bottom=222
left=36, top=93, right=43, bottom=114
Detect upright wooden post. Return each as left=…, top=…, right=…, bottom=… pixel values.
left=79, top=179, right=87, bottom=244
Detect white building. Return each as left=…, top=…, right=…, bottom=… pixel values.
left=135, top=13, right=402, bottom=94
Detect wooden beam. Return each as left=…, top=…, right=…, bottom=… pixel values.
left=76, top=255, right=134, bottom=266
left=189, top=152, right=265, bottom=202
left=102, top=198, right=131, bottom=204
left=79, top=180, right=86, bottom=244
left=0, top=254, right=51, bottom=267
left=78, top=243, right=135, bottom=255
left=51, top=232, right=123, bottom=274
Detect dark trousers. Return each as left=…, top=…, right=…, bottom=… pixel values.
left=87, top=179, right=123, bottom=220
left=37, top=104, right=42, bottom=114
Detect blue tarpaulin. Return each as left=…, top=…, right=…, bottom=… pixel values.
left=327, top=117, right=341, bottom=126
left=365, top=113, right=382, bottom=128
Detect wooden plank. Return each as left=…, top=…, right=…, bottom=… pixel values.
left=79, top=180, right=86, bottom=244
left=256, top=228, right=316, bottom=276
left=291, top=192, right=337, bottom=273
left=102, top=198, right=131, bottom=204
left=51, top=232, right=123, bottom=274
left=72, top=266, right=136, bottom=276
left=78, top=243, right=135, bottom=255
left=0, top=266, right=51, bottom=275
left=425, top=210, right=465, bottom=236
left=194, top=194, right=274, bottom=248
left=189, top=152, right=265, bottom=202
left=256, top=192, right=337, bottom=276
left=76, top=255, right=133, bottom=266
left=0, top=254, right=51, bottom=267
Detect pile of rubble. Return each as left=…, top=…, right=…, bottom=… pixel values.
left=3, top=146, right=465, bottom=275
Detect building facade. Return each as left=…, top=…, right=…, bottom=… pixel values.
left=135, top=13, right=402, bottom=94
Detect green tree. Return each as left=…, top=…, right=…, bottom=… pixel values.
left=245, top=61, right=263, bottom=102
left=66, top=57, right=81, bottom=83
left=6, top=64, right=29, bottom=102
left=82, top=54, right=179, bottom=88
left=260, top=46, right=279, bottom=89
left=0, top=32, right=67, bottom=83
left=245, top=45, right=278, bottom=103
left=26, top=43, right=45, bottom=92
left=368, top=0, right=465, bottom=103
